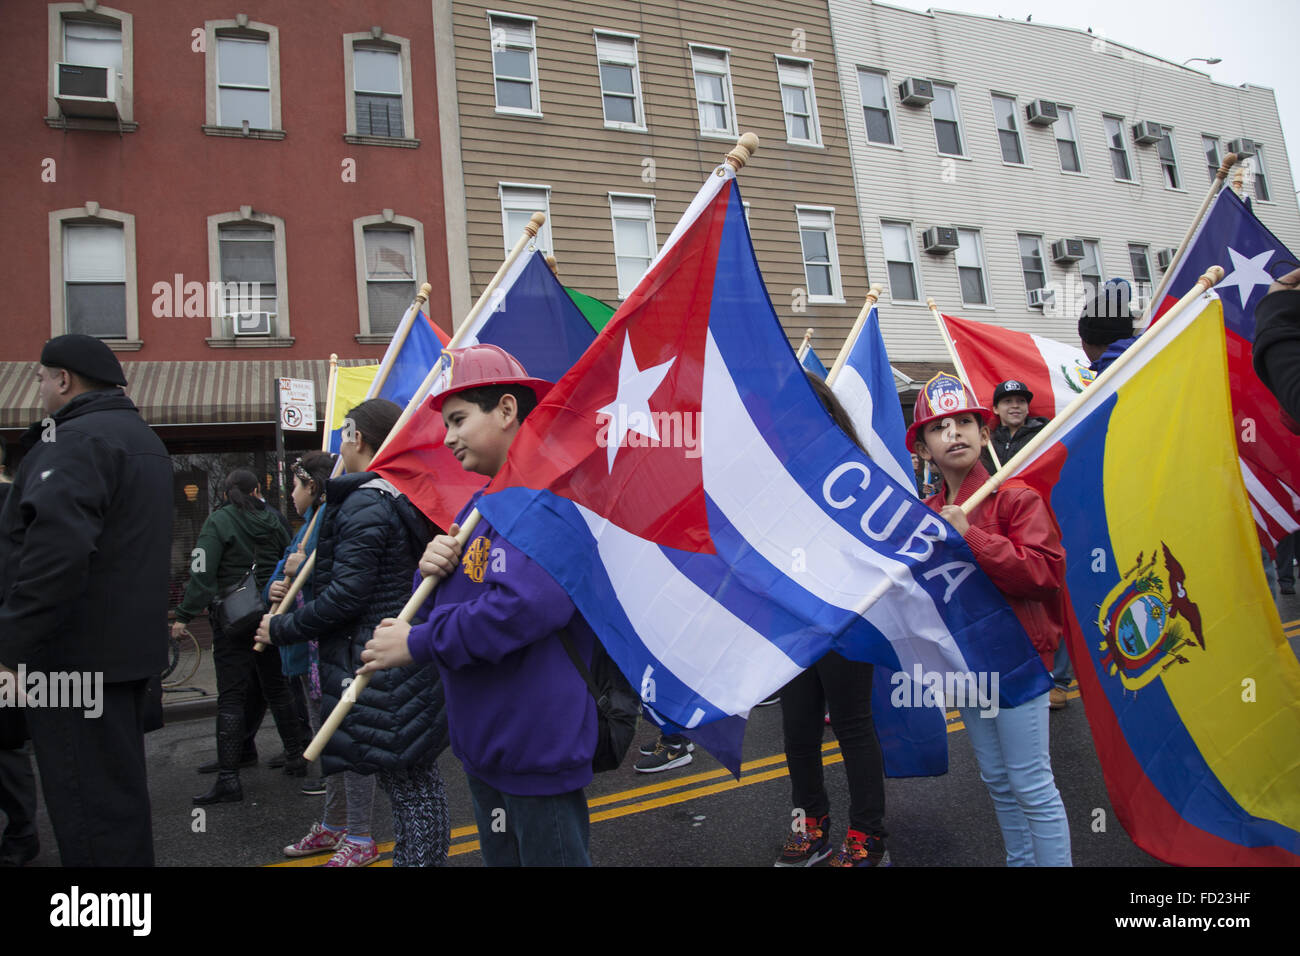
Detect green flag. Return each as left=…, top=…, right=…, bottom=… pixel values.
left=564, top=285, right=616, bottom=333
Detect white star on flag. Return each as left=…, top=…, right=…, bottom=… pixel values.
left=597, top=334, right=675, bottom=473
left=1216, top=247, right=1275, bottom=308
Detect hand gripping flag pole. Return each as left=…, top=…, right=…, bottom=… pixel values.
left=263, top=217, right=543, bottom=655
left=959, top=266, right=1225, bottom=517
left=303, top=136, right=761, bottom=761
left=824, top=284, right=883, bottom=387
left=927, top=296, right=1003, bottom=471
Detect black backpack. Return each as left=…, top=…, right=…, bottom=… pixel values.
left=559, top=627, right=640, bottom=772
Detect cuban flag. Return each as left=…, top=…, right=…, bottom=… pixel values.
left=941, top=311, right=1095, bottom=420
left=474, top=161, right=1051, bottom=763
left=1148, top=188, right=1300, bottom=552
left=371, top=247, right=597, bottom=530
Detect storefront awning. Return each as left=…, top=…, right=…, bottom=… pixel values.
left=0, top=360, right=373, bottom=430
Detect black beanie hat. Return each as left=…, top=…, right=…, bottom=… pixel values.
left=1078, top=278, right=1136, bottom=347
left=39, top=334, right=127, bottom=386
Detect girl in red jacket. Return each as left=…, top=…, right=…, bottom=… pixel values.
left=910, top=373, right=1072, bottom=866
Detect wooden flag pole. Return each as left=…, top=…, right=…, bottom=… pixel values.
left=825, top=284, right=884, bottom=387
left=795, top=328, right=814, bottom=363
left=957, top=265, right=1224, bottom=517
left=304, top=135, right=761, bottom=760
left=1135, top=153, right=1238, bottom=330
left=927, top=297, right=1002, bottom=471
left=546, top=254, right=559, bottom=277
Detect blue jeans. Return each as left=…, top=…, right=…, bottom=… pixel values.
left=958, top=692, right=1072, bottom=866
left=1050, top=642, right=1073, bottom=689
left=466, top=775, right=591, bottom=867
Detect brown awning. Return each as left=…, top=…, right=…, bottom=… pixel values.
left=0, top=359, right=375, bottom=429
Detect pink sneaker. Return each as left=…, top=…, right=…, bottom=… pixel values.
left=323, top=838, right=379, bottom=867
left=283, top=823, right=345, bottom=858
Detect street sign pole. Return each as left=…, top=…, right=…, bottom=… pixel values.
left=274, top=377, right=287, bottom=518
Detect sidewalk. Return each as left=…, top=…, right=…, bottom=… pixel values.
left=161, top=620, right=218, bottom=723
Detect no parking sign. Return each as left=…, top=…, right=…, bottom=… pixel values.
left=278, top=377, right=316, bottom=432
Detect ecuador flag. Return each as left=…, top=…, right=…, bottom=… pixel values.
left=1012, top=292, right=1300, bottom=865
left=325, top=364, right=379, bottom=454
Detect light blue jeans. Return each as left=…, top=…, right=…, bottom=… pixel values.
left=958, top=692, right=1072, bottom=866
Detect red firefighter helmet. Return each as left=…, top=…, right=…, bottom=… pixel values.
left=429, top=343, right=554, bottom=412
left=906, top=372, right=993, bottom=448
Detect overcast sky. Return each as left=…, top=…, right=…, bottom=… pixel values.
left=884, top=0, right=1300, bottom=199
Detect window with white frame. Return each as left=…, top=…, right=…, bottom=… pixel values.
left=1128, top=244, right=1152, bottom=290
left=217, top=223, right=278, bottom=318
left=499, top=184, right=552, bottom=255
left=1103, top=115, right=1134, bottom=181
left=609, top=195, right=656, bottom=298
left=49, top=6, right=136, bottom=127
left=1248, top=145, right=1271, bottom=201
left=992, top=94, right=1024, bottom=164
left=930, top=83, right=964, bottom=156
left=354, top=45, right=403, bottom=137
left=955, top=229, right=988, bottom=306
left=776, top=58, right=820, bottom=146
left=64, top=222, right=127, bottom=339
left=797, top=207, right=842, bottom=301
left=857, top=69, right=894, bottom=145
left=691, top=46, right=736, bottom=136
left=1056, top=105, right=1082, bottom=173
left=64, top=17, right=122, bottom=72
left=1202, top=135, right=1221, bottom=183
left=1018, top=234, right=1047, bottom=298
left=881, top=221, right=919, bottom=302
left=595, top=33, right=644, bottom=129
left=1156, top=126, right=1181, bottom=189
left=489, top=14, right=539, bottom=114
left=362, top=229, right=416, bottom=333
left=1080, top=239, right=1103, bottom=294
left=217, top=36, right=271, bottom=129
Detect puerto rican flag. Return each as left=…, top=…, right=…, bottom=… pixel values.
left=475, top=160, right=1051, bottom=767
left=1147, top=188, right=1300, bottom=552
left=941, top=311, right=1095, bottom=420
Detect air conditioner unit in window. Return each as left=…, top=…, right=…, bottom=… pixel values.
left=898, top=78, right=934, bottom=106
left=922, top=226, right=959, bottom=254
left=1132, top=121, right=1163, bottom=145
left=231, top=312, right=274, bottom=336
left=1155, top=247, right=1179, bottom=271
left=1051, top=238, right=1085, bottom=262
left=1226, top=138, right=1257, bottom=158
left=56, top=62, right=121, bottom=119
left=1027, top=287, right=1054, bottom=309
left=1025, top=99, right=1058, bottom=125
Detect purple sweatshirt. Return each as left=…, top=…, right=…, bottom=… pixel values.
left=407, top=498, right=598, bottom=796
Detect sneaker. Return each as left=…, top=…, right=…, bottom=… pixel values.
left=637, top=734, right=696, bottom=757
left=829, top=829, right=891, bottom=867
left=1049, top=686, right=1069, bottom=710
left=775, top=814, right=831, bottom=867
left=324, top=838, right=378, bottom=868
left=634, top=739, right=694, bottom=773
left=283, top=823, right=345, bottom=858
left=300, top=779, right=326, bottom=796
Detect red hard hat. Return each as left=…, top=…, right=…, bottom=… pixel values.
left=906, top=372, right=993, bottom=448
left=428, top=343, right=554, bottom=412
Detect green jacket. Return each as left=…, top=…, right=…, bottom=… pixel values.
left=176, top=503, right=290, bottom=622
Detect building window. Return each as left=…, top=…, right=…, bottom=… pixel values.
left=955, top=229, right=989, bottom=306
left=857, top=69, right=894, bottom=145
left=796, top=207, right=842, bottom=302
left=1080, top=239, right=1103, bottom=295
left=352, top=215, right=428, bottom=341
left=1203, top=134, right=1221, bottom=183
left=1129, top=244, right=1152, bottom=293
left=48, top=205, right=139, bottom=344
left=1104, top=115, right=1134, bottom=181
left=930, top=83, right=964, bottom=156
left=205, top=210, right=291, bottom=344
left=48, top=4, right=135, bottom=127
left=202, top=20, right=282, bottom=137
left=489, top=13, right=540, bottom=115
left=1248, top=145, right=1272, bottom=201
left=1056, top=106, right=1082, bottom=173
left=609, top=195, right=656, bottom=298
left=690, top=46, right=737, bottom=136
left=881, top=221, right=920, bottom=302
left=1156, top=126, right=1181, bottom=189
left=776, top=58, right=821, bottom=146
left=343, top=33, right=416, bottom=146
left=992, top=94, right=1024, bottom=164
left=1018, top=234, right=1047, bottom=299
left=595, top=33, right=644, bottom=130
left=499, top=183, right=552, bottom=255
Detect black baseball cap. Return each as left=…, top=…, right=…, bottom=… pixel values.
left=993, top=380, right=1034, bottom=405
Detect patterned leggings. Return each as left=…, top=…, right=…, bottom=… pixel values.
left=378, top=762, right=450, bottom=867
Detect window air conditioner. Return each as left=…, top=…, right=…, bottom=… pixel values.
left=1155, top=248, right=1179, bottom=271
left=922, top=226, right=959, bottom=254
left=1051, top=238, right=1085, bottom=263
left=231, top=312, right=274, bottom=336
left=1226, top=138, right=1256, bottom=159
left=1132, top=121, right=1163, bottom=145
left=1025, top=100, right=1058, bottom=125
left=56, top=63, right=121, bottom=119
left=1027, top=287, right=1054, bottom=309
left=897, top=78, right=934, bottom=106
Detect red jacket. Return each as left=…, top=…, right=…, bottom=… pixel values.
left=924, top=463, right=1066, bottom=668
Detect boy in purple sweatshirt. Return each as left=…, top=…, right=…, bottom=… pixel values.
left=360, top=345, right=598, bottom=866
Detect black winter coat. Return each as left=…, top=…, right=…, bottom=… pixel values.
left=990, top=417, right=1049, bottom=466
left=0, top=390, right=171, bottom=681
left=1253, top=289, right=1300, bottom=429
left=270, top=471, right=447, bottom=775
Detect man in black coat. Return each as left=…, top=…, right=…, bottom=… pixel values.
left=0, top=335, right=172, bottom=866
